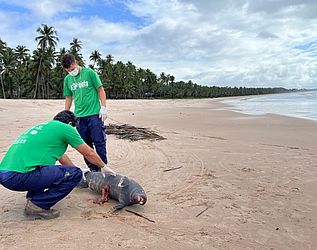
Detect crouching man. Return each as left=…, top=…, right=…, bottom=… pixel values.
left=0, top=110, right=116, bottom=220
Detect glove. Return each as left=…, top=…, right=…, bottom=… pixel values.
left=101, top=164, right=116, bottom=176
left=99, top=106, right=107, bottom=122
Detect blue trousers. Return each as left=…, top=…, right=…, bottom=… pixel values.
left=0, top=166, right=82, bottom=210
left=77, top=114, right=107, bottom=171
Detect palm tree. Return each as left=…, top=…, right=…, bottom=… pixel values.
left=35, top=24, right=59, bottom=50
left=14, top=45, right=30, bottom=97
left=0, top=69, right=5, bottom=99
left=15, top=45, right=30, bottom=64
left=106, top=54, right=114, bottom=64
left=90, top=50, right=101, bottom=69
left=1, top=48, right=17, bottom=98
left=50, top=47, right=67, bottom=98
left=30, top=48, right=56, bottom=98
left=34, top=24, right=59, bottom=98
left=69, top=38, right=84, bottom=65
left=0, top=39, right=7, bottom=98
left=30, top=49, right=44, bottom=98
left=112, top=61, right=126, bottom=98
left=70, top=38, right=82, bottom=54
left=57, top=47, right=67, bottom=63
left=0, top=39, right=6, bottom=55
left=124, top=61, right=137, bottom=98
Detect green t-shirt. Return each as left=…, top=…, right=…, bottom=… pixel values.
left=63, top=67, right=103, bottom=117
left=0, top=120, right=84, bottom=173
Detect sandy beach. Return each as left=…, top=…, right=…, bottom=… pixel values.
left=0, top=98, right=316, bottom=250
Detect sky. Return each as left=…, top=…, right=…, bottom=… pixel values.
left=0, top=0, right=317, bottom=89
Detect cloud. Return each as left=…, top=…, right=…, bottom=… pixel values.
left=120, top=0, right=317, bottom=87
left=0, top=0, right=91, bottom=18
left=1, top=0, right=317, bottom=88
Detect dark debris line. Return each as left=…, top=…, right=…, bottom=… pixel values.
left=105, top=123, right=166, bottom=141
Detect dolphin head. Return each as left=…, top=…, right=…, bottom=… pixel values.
left=132, top=191, right=147, bottom=205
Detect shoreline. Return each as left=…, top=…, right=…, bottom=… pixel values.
left=1, top=98, right=317, bottom=249
left=1, top=93, right=317, bottom=123
left=220, top=91, right=317, bottom=122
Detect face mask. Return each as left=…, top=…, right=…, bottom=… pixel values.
left=69, top=67, right=79, bottom=77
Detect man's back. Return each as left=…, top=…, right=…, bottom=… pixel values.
left=0, top=120, right=83, bottom=173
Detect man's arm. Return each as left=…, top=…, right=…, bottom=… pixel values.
left=59, top=154, right=75, bottom=166
left=75, top=143, right=116, bottom=175
left=98, top=86, right=107, bottom=121
left=65, top=96, right=73, bottom=110
left=97, top=86, right=106, bottom=107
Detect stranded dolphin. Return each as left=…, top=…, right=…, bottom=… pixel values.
left=83, top=171, right=147, bottom=210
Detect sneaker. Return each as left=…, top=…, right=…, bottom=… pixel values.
left=24, top=200, right=60, bottom=220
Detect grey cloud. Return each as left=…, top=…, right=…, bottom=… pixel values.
left=257, top=31, right=279, bottom=39
left=246, top=0, right=317, bottom=19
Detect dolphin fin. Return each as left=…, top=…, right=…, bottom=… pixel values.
left=112, top=203, right=126, bottom=210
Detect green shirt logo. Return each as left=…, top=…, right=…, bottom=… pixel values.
left=70, top=80, right=89, bottom=91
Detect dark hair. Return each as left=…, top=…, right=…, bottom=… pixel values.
left=61, top=53, right=76, bottom=69
left=53, top=110, right=78, bottom=127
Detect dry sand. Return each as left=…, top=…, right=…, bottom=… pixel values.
left=0, top=98, right=316, bottom=250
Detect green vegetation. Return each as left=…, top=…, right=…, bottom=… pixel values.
left=0, top=24, right=293, bottom=99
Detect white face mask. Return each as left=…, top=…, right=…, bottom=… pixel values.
left=69, top=67, right=79, bottom=77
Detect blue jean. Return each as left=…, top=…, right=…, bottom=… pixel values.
left=0, top=166, right=82, bottom=210
left=77, top=114, right=107, bottom=171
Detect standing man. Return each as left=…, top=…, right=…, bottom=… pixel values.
left=62, top=53, right=108, bottom=172
left=0, top=110, right=116, bottom=220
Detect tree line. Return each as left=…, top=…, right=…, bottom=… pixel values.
left=0, top=24, right=293, bottom=100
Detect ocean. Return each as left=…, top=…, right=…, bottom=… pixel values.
left=222, top=90, right=317, bottom=122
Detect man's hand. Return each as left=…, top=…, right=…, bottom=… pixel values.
left=101, top=165, right=116, bottom=176
left=99, top=106, right=107, bottom=122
